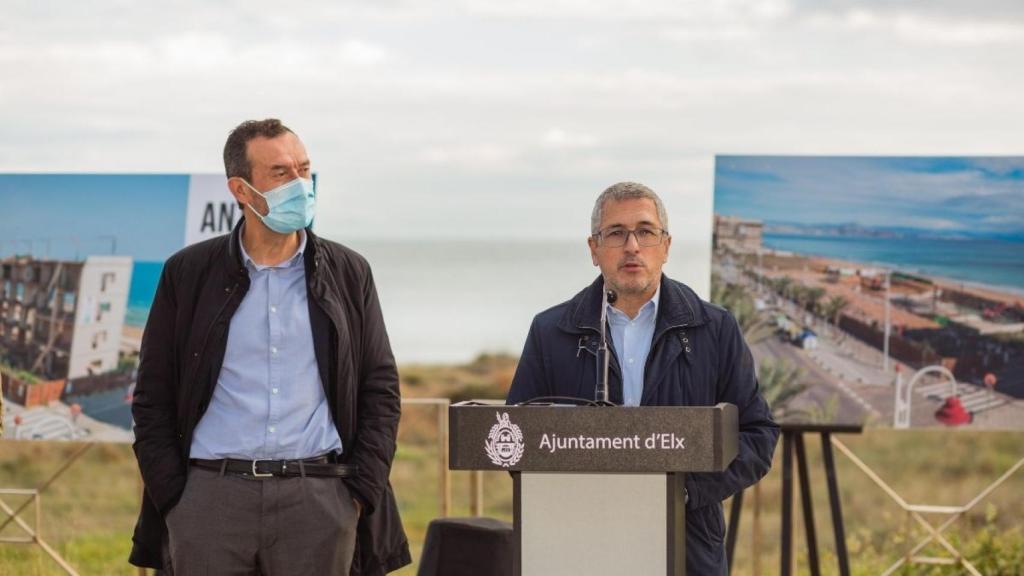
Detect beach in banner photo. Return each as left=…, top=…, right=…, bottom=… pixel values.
left=712, top=156, right=1024, bottom=430
left=0, top=174, right=237, bottom=442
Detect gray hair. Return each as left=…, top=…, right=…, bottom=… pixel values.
left=590, top=181, right=669, bottom=235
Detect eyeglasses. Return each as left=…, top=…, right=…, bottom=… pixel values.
left=593, top=226, right=668, bottom=248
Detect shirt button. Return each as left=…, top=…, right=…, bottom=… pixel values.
left=272, top=388, right=279, bottom=394
left=628, top=358, right=635, bottom=364
left=270, top=306, right=277, bottom=313
left=271, top=347, right=278, bottom=354
left=268, top=426, right=276, bottom=433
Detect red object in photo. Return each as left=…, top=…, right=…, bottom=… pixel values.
left=935, top=396, right=972, bottom=426
left=984, top=373, right=997, bottom=390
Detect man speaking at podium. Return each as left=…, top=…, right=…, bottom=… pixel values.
left=507, top=182, right=779, bottom=575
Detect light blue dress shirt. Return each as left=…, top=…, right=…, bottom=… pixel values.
left=190, top=229, right=344, bottom=460
left=606, top=287, right=660, bottom=406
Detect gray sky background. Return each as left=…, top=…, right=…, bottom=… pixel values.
left=2, top=0, right=1023, bottom=243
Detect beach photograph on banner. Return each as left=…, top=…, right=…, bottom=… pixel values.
left=0, top=173, right=237, bottom=442
left=712, top=156, right=1024, bottom=430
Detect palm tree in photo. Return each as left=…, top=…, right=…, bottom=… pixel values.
left=757, top=357, right=808, bottom=419
left=822, top=295, right=850, bottom=337
left=790, top=394, right=841, bottom=424
left=711, top=276, right=775, bottom=346
left=806, top=287, right=826, bottom=317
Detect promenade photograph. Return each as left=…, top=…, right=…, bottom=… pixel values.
left=713, top=156, right=1024, bottom=430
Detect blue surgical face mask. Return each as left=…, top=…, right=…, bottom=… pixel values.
left=242, top=177, right=316, bottom=234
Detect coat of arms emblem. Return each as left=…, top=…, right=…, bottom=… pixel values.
left=484, top=412, right=524, bottom=467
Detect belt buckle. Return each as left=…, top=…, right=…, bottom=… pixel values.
left=251, top=459, right=274, bottom=478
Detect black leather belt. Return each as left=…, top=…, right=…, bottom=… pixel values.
left=190, top=455, right=357, bottom=478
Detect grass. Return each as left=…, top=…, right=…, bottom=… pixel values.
left=1, top=356, right=1023, bottom=575
left=727, top=430, right=1024, bottom=575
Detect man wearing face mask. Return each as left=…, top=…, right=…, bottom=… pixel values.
left=129, top=119, right=410, bottom=575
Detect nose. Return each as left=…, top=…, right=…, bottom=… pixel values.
left=623, top=230, right=641, bottom=251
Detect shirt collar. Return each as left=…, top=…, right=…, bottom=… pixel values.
left=606, top=284, right=661, bottom=322
left=238, top=223, right=307, bottom=271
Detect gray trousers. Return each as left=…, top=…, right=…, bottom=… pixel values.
left=163, top=466, right=359, bottom=576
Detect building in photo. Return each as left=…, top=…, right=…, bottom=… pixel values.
left=1, top=255, right=133, bottom=405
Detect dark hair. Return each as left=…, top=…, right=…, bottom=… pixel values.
left=223, top=118, right=295, bottom=181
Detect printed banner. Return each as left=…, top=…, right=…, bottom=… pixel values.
left=1, top=174, right=235, bottom=441
left=713, top=156, right=1024, bottom=429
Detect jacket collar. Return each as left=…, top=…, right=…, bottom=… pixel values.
left=226, top=217, right=323, bottom=283
left=561, top=273, right=707, bottom=335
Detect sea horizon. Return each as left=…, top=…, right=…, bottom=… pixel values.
left=124, top=238, right=708, bottom=364
left=123, top=234, right=1022, bottom=363
left=123, top=231, right=1019, bottom=360
left=762, top=233, right=1024, bottom=298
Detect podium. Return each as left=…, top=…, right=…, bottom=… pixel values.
left=450, top=401, right=738, bottom=576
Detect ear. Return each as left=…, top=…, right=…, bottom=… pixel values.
left=587, top=235, right=599, bottom=266
left=663, top=234, right=671, bottom=263
left=227, top=177, right=252, bottom=208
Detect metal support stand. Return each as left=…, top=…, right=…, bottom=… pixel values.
left=780, top=432, right=794, bottom=574
left=0, top=441, right=94, bottom=576
left=820, top=433, right=850, bottom=576
left=794, top=433, right=820, bottom=576
left=470, top=471, right=485, bottom=516
left=725, top=487, right=743, bottom=574
left=780, top=425, right=860, bottom=576
left=726, top=423, right=861, bottom=576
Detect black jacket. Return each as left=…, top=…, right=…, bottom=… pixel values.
left=129, top=220, right=411, bottom=574
left=508, top=274, right=779, bottom=576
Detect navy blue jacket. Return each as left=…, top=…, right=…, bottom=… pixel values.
left=508, top=274, right=779, bottom=575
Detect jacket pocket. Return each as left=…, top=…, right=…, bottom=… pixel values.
left=686, top=502, right=726, bottom=546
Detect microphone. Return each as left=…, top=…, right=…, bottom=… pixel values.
left=596, top=286, right=618, bottom=405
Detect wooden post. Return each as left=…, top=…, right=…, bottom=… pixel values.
left=438, top=402, right=451, bottom=517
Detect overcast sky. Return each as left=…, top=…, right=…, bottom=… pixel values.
left=2, top=0, right=1023, bottom=241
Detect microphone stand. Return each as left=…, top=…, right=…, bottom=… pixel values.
left=596, top=285, right=617, bottom=405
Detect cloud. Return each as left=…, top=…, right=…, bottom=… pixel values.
left=836, top=9, right=1024, bottom=45
left=2, top=0, right=1024, bottom=239
left=416, top=144, right=521, bottom=168
left=541, top=128, right=599, bottom=149
left=339, top=39, right=389, bottom=66
left=459, top=0, right=793, bottom=23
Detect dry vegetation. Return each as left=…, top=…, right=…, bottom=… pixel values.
left=2, top=354, right=1023, bottom=575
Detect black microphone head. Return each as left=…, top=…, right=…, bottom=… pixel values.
left=606, top=289, right=618, bottom=305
